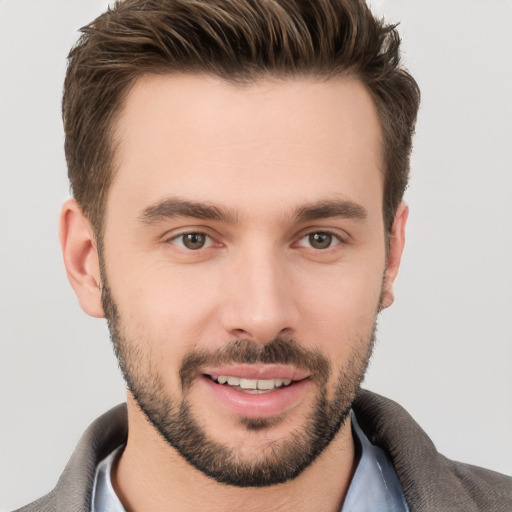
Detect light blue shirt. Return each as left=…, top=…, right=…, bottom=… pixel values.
left=91, top=445, right=125, bottom=512
left=91, top=412, right=408, bottom=512
left=342, top=414, right=409, bottom=511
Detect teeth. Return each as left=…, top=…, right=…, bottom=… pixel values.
left=227, top=376, right=240, bottom=386
left=213, top=375, right=294, bottom=390
left=257, top=379, right=275, bottom=390
left=240, top=378, right=258, bottom=390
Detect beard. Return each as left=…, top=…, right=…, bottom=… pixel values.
left=101, top=277, right=376, bottom=488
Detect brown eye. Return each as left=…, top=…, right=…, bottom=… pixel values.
left=297, top=231, right=342, bottom=250
left=173, top=232, right=210, bottom=250
left=308, top=232, right=333, bottom=249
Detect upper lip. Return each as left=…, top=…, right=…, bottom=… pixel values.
left=201, top=364, right=310, bottom=381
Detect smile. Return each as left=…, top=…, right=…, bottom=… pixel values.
left=199, top=366, right=312, bottom=418
left=205, top=374, right=294, bottom=393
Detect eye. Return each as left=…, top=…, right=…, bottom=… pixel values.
left=297, top=231, right=341, bottom=250
left=170, top=232, right=212, bottom=250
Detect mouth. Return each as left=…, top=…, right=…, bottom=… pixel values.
left=204, top=374, right=298, bottom=394
left=198, top=365, right=312, bottom=418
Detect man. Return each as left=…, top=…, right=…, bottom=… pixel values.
left=14, top=0, right=512, bottom=511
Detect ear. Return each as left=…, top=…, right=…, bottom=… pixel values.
left=380, top=202, right=408, bottom=310
left=59, top=199, right=105, bottom=318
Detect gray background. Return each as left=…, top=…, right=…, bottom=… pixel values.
left=1, top=0, right=511, bottom=510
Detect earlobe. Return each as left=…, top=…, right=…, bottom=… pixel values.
left=59, top=199, right=105, bottom=318
left=380, top=202, right=408, bottom=310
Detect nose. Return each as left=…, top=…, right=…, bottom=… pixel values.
left=220, top=243, right=299, bottom=343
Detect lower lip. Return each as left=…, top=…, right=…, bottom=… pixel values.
left=200, top=376, right=312, bottom=418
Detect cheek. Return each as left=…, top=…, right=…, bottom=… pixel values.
left=299, top=258, right=383, bottom=311
left=111, top=260, right=223, bottom=349
left=295, top=264, right=383, bottom=349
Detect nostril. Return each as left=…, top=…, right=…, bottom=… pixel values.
left=229, top=328, right=252, bottom=339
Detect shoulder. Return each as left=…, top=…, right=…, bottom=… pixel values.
left=440, top=455, right=512, bottom=508
left=14, top=404, right=128, bottom=512
left=353, top=390, right=512, bottom=512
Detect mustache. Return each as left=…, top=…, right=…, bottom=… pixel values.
left=180, top=337, right=331, bottom=389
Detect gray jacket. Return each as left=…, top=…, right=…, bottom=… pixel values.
left=16, top=390, right=512, bottom=511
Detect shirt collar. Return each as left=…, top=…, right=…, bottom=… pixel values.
left=341, top=411, right=409, bottom=512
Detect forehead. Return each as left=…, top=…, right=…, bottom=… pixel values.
left=109, top=73, right=383, bottom=223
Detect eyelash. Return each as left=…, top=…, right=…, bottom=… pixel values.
left=296, top=230, right=343, bottom=250
left=168, top=232, right=215, bottom=250
left=167, top=230, right=345, bottom=251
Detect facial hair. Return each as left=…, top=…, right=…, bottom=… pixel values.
left=101, top=277, right=376, bottom=487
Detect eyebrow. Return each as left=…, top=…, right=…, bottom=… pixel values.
left=138, top=197, right=367, bottom=225
left=295, top=200, right=368, bottom=223
left=139, top=197, right=238, bottom=224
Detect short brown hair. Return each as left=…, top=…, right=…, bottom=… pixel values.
left=63, top=0, right=420, bottom=237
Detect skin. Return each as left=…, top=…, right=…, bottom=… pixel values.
left=60, top=74, right=407, bottom=511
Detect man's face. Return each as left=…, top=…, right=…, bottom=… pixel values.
left=99, top=74, right=396, bottom=486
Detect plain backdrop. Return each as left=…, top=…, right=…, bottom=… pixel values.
left=1, top=0, right=511, bottom=510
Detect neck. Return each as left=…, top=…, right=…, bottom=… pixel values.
left=113, top=397, right=357, bottom=512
